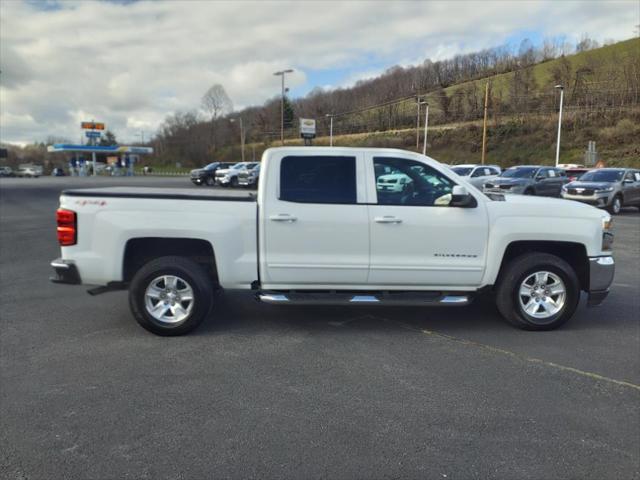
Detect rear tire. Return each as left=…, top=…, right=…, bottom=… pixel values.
left=523, top=188, right=534, bottom=195
left=230, top=177, right=238, bottom=188
left=205, top=176, right=215, bottom=186
left=129, top=256, right=214, bottom=336
left=495, top=253, right=580, bottom=330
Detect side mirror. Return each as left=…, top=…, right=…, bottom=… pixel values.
left=450, top=185, right=475, bottom=207
left=535, top=175, right=544, bottom=181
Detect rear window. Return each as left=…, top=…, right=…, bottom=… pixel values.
left=280, top=156, right=357, bottom=204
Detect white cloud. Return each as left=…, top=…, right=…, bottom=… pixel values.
left=0, top=0, right=637, bottom=144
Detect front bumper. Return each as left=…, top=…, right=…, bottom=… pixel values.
left=238, top=177, right=257, bottom=186
left=561, top=191, right=611, bottom=208
left=587, top=256, right=615, bottom=306
left=50, top=258, right=81, bottom=285
left=483, top=186, right=526, bottom=195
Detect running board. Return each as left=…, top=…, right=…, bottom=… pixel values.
left=257, top=291, right=471, bottom=306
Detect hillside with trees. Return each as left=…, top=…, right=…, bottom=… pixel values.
left=149, top=35, right=639, bottom=168
left=8, top=36, right=635, bottom=170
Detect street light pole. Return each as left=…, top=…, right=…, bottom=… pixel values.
left=239, top=117, right=245, bottom=163
left=555, top=85, right=564, bottom=167
left=325, top=114, right=334, bottom=146
left=230, top=118, right=245, bottom=162
left=273, top=69, right=293, bottom=145
left=416, top=96, right=421, bottom=150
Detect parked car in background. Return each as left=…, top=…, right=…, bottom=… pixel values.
left=51, top=167, right=66, bottom=176
left=451, top=164, right=501, bottom=189
left=0, top=166, right=14, bottom=177
left=376, top=171, right=413, bottom=193
left=483, top=166, right=568, bottom=197
left=237, top=163, right=261, bottom=188
left=563, top=167, right=589, bottom=182
left=561, top=168, right=640, bottom=214
left=215, top=162, right=259, bottom=187
left=16, top=164, right=43, bottom=178
left=190, top=162, right=230, bottom=186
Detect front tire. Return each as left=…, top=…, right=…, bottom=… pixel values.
left=523, top=188, right=534, bottom=196
left=129, top=256, right=214, bottom=336
left=495, top=253, right=580, bottom=330
left=607, top=195, right=622, bottom=215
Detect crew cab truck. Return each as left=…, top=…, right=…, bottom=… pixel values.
left=51, top=147, right=615, bottom=336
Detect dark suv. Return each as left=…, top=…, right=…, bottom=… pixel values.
left=561, top=168, right=640, bottom=214
left=190, top=162, right=232, bottom=186
left=483, top=166, right=568, bottom=197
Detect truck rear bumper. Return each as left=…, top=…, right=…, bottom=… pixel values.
left=50, top=258, right=81, bottom=285
left=587, top=256, right=614, bottom=306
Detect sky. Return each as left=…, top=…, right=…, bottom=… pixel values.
left=0, top=0, right=638, bottom=146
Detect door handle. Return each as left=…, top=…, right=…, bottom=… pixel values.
left=374, top=216, right=402, bottom=224
left=269, top=214, right=297, bottom=223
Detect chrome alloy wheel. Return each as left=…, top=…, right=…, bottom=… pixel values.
left=518, top=271, right=566, bottom=320
left=144, top=275, right=194, bottom=324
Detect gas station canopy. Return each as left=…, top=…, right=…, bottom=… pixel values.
left=47, top=144, right=153, bottom=154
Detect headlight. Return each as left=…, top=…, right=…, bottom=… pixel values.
left=484, top=183, right=494, bottom=189
left=562, top=185, right=568, bottom=191
left=596, top=187, right=614, bottom=193
left=602, top=216, right=613, bottom=250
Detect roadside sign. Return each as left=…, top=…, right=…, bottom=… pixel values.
left=85, top=131, right=101, bottom=138
left=299, top=118, right=316, bottom=139
left=81, top=122, right=105, bottom=130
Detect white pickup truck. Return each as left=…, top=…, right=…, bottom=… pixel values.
left=51, top=147, right=615, bottom=336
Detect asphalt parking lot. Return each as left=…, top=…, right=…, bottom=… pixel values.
left=1, top=176, right=639, bottom=479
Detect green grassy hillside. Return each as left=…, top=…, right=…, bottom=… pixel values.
left=424, top=38, right=640, bottom=116
left=213, top=39, right=640, bottom=168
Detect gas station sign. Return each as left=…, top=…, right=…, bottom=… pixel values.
left=81, top=122, right=105, bottom=130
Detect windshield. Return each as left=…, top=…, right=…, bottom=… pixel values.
left=578, top=170, right=624, bottom=182
left=451, top=167, right=473, bottom=176
left=501, top=167, right=537, bottom=178
left=204, top=163, right=218, bottom=170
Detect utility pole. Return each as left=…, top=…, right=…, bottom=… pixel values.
left=422, top=101, right=429, bottom=155
left=273, top=69, right=293, bottom=145
left=554, top=85, right=564, bottom=167
left=326, top=114, right=334, bottom=146
left=481, top=82, right=489, bottom=165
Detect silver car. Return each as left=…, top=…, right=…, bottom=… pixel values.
left=451, top=164, right=501, bottom=189
left=561, top=168, right=640, bottom=214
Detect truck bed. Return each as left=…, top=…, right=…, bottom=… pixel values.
left=62, top=187, right=256, bottom=202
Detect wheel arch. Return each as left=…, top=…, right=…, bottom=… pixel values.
left=123, top=237, right=219, bottom=287
left=495, top=240, right=589, bottom=291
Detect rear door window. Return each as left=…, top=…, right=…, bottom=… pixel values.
left=280, top=156, right=357, bottom=204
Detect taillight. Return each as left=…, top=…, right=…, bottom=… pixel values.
left=56, top=209, right=77, bottom=246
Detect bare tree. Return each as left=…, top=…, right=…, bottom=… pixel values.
left=201, top=84, right=233, bottom=152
